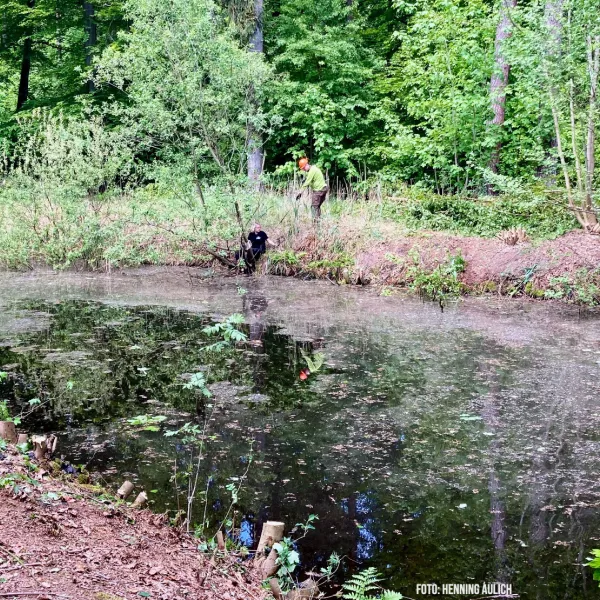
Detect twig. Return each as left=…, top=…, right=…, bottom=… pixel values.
left=0, top=563, right=43, bottom=573
left=0, top=593, right=59, bottom=597
left=0, top=547, right=24, bottom=565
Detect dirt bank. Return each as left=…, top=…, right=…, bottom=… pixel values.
left=356, top=229, right=600, bottom=287
left=273, top=227, right=600, bottom=301
left=0, top=445, right=267, bottom=600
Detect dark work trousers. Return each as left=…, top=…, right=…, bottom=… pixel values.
left=311, top=187, right=328, bottom=221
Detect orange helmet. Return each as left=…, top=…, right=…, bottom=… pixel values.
left=298, top=157, right=309, bottom=169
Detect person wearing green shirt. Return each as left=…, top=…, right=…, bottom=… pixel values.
left=296, top=157, right=328, bottom=221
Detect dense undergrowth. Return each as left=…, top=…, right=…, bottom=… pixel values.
left=1, top=178, right=598, bottom=306
left=0, top=133, right=596, bottom=306
left=0, top=178, right=577, bottom=267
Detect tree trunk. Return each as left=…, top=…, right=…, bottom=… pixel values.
left=16, top=0, right=35, bottom=111
left=247, top=0, right=264, bottom=186
left=83, top=2, right=97, bottom=93
left=488, top=0, right=517, bottom=176
left=544, top=0, right=563, bottom=53
left=584, top=36, right=600, bottom=217
left=540, top=0, right=564, bottom=181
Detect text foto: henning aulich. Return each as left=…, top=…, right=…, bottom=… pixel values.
left=416, top=583, right=513, bottom=595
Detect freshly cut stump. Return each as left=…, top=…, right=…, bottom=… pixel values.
left=256, top=521, right=285, bottom=554
left=0, top=421, right=17, bottom=443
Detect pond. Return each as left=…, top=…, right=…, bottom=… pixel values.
left=1, top=268, right=600, bottom=599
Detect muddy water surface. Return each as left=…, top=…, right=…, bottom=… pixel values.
left=1, top=269, right=600, bottom=598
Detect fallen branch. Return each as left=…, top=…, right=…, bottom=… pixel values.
left=203, top=247, right=237, bottom=268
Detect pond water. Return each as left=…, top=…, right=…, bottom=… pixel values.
left=1, top=269, right=600, bottom=599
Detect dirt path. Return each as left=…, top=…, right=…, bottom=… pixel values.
left=0, top=447, right=266, bottom=600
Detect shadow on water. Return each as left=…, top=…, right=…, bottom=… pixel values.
left=1, top=291, right=600, bottom=598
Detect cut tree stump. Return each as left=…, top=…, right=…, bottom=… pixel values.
left=31, top=435, right=48, bottom=460
left=0, top=422, right=17, bottom=444
left=31, top=434, right=58, bottom=460
left=269, top=578, right=283, bottom=600
left=216, top=530, right=226, bottom=552
left=17, top=433, right=28, bottom=445
left=256, top=521, right=285, bottom=555
left=132, top=491, right=147, bottom=509
left=116, top=481, right=135, bottom=500
left=261, top=548, right=279, bottom=579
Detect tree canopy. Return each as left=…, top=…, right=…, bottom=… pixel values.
left=0, top=0, right=599, bottom=203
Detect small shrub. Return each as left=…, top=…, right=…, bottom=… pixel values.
left=407, top=252, right=466, bottom=301
left=0, top=401, right=10, bottom=421
left=544, top=270, right=600, bottom=306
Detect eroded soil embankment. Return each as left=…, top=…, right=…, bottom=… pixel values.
left=348, top=230, right=600, bottom=288
left=0, top=446, right=266, bottom=600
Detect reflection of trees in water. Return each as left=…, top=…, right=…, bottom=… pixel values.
left=243, top=291, right=268, bottom=392
left=5, top=298, right=600, bottom=597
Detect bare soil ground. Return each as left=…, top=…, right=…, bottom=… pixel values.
left=352, top=229, right=600, bottom=287
left=0, top=446, right=267, bottom=600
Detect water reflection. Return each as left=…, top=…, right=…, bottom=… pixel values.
left=0, top=296, right=600, bottom=598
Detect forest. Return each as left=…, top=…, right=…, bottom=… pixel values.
left=0, top=0, right=599, bottom=294
left=3, top=2, right=600, bottom=598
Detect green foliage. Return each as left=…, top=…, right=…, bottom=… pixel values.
left=95, top=0, right=272, bottom=182
left=0, top=111, right=135, bottom=269
left=164, top=422, right=203, bottom=444
left=543, top=270, right=600, bottom=306
left=370, top=0, right=493, bottom=188
left=273, top=537, right=301, bottom=582
left=264, top=0, right=380, bottom=174
left=300, top=348, right=324, bottom=373
left=126, top=414, right=167, bottom=432
left=586, top=549, right=600, bottom=586
left=0, top=401, right=10, bottom=421
left=406, top=252, right=466, bottom=301
left=0, top=472, right=37, bottom=494
left=267, top=250, right=306, bottom=276
left=0, top=0, right=599, bottom=208
left=0, top=400, right=20, bottom=425
left=202, top=314, right=248, bottom=352
left=342, top=567, right=403, bottom=600
left=397, top=193, right=575, bottom=239
left=183, top=373, right=212, bottom=397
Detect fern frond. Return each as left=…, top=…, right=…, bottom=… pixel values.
left=342, top=567, right=382, bottom=600
left=381, top=592, right=403, bottom=600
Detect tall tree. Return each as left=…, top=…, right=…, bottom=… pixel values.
left=96, top=0, right=271, bottom=183
left=16, top=0, right=35, bottom=111
left=247, top=0, right=264, bottom=185
left=83, top=1, right=97, bottom=93
left=488, top=0, right=517, bottom=175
